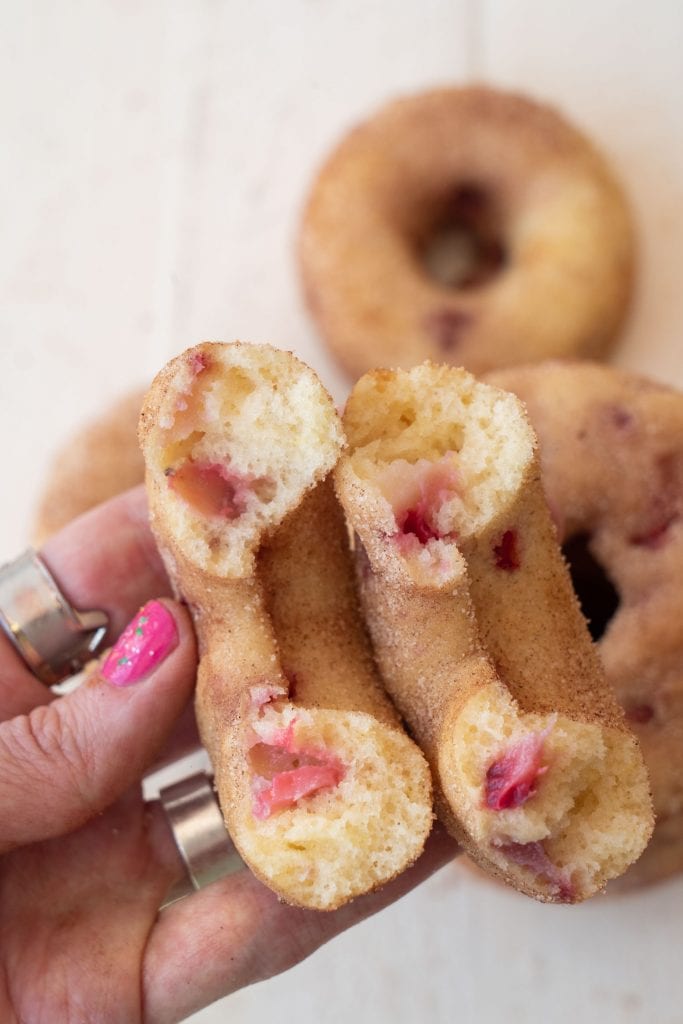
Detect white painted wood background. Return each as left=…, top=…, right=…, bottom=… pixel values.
left=2, top=2, right=683, bottom=1022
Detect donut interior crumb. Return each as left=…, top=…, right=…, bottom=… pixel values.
left=142, top=343, right=344, bottom=577
left=445, top=682, right=652, bottom=901
left=344, top=362, right=534, bottom=581
left=234, top=698, right=434, bottom=910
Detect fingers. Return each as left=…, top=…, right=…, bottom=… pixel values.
left=0, top=485, right=169, bottom=721
left=40, top=484, right=171, bottom=641
left=0, top=600, right=197, bottom=853
left=143, top=827, right=459, bottom=1024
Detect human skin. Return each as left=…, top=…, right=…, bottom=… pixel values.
left=0, top=486, right=456, bottom=1023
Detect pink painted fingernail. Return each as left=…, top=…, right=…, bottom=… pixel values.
left=101, top=601, right=178, bottom=687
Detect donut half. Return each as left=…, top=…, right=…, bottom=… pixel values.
left=139, top=342, right=433, bottom=910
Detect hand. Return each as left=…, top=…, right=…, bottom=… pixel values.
left=0, top=487, right=457, bottom=1023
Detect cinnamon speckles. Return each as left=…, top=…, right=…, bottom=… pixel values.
left=424, top=308, right=473, bottom=353
left=494, top=529, right=520, bottom=571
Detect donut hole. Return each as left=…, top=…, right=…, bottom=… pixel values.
left=562, top=533, right=620, bottom=641
left=421, top=183, right=507, bottom=290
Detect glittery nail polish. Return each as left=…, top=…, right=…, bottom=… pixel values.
left=101, top=601, right=178, bottom=686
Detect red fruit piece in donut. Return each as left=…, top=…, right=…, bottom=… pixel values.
left=168, top=460, right=254, bottom=518
left=168, top=460, right=274, bottom=520
left=424, top=309, right=473, bottom=353
left=189, top=351, right=210, bottom=375
left=485, top=732, right=549, bottom=810
left=496, top=840, right=573, bottom=901
left=624, top=701, right=655, bottom=725
left=249, top=718, right=346, bottom=820
left=630, top=453, right=680, bottom=548
left=378, top=456, right=461, bottom=550
left=493, top=529, right=520, bottom=570
left=630, top=516, right=678, bottom=549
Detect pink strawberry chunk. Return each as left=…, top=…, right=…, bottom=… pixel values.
left=485, top=732, right=548, bottom=810
left=168, top=459, right=265, bottom=519
left=493, top=529, right=520, bottom=570
left=250, top=719, right=346, bottom=820
left=381, top=457, right=461, bottom=547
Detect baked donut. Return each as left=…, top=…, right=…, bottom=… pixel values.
left=487, top=361, right=683, bottom=889
left=300, top=85, right=634, bottom=379
left=139, top=341, right=433, bottom=910
left=33, top=387, right=146, bottom=543
left=335, top=362, right=653, bottom=903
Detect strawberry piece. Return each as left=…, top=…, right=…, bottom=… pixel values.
left=485, top=732, right=548, bottom=810
left=493, top=529, right=520, bottom=570
left=252, top=764, right=345, bottom=819
left=168, top=459, right=262, bottom=519
left=249, top=718, right=346, bottom=820
left=189, top=351, right=209, bottom=375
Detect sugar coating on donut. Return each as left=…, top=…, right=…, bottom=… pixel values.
left=443, top=683, right=649, bottom=900
left=139, top=342, right=344, bottom=577
left=344, top=363, right=534, bottom=583
left=234, top=695, right=434, bottom=910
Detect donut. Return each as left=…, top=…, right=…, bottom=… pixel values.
left=300, top=85, right=634, bottom=379
left=334, top=362, right=653, bottom=903
left=139, top=341, right=433, bottom=910
left=486, top=361, right=683, bottom=889
left=33, top=387, right=146, bottom=543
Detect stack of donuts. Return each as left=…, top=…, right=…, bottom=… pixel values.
left=34, top=84, right=683, bottom=899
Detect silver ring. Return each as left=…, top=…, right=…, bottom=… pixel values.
left=0, top=549, right=109, bottom=685
left=159, top=771, right=244, bottom=906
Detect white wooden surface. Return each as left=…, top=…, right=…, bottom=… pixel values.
left=2, top=3, right=683, bottom=1022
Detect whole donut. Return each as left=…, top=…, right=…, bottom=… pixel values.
left=300, top=86, right=634, bottom=379
left=487, top=360, right=683, bottom=889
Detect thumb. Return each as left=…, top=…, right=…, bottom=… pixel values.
left=0, top=600, right=197, bottom=852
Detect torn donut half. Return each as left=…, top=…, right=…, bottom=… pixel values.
left=335, top=362, right=653, bottom=903
left=139, top=342, right=433, bottom=910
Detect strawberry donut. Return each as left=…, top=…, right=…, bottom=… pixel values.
left=300, top=86, right=634, bottom=379
left=488, top=361, right=683, bottom=889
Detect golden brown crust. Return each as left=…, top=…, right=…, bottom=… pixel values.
left=300, top=85, right=634, bottom=379
left=33, top=387, right=146, bottom=543
left=487, top=360, right=683, bottom=889
left=259, top=479, right=401, bottom=725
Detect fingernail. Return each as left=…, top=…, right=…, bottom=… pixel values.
left=101, top=601, right=178, bottom=687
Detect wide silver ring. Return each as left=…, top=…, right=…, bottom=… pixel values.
left=159, top=771, right=244, bottom=906
left=0, top=549, right=109, bottom=685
